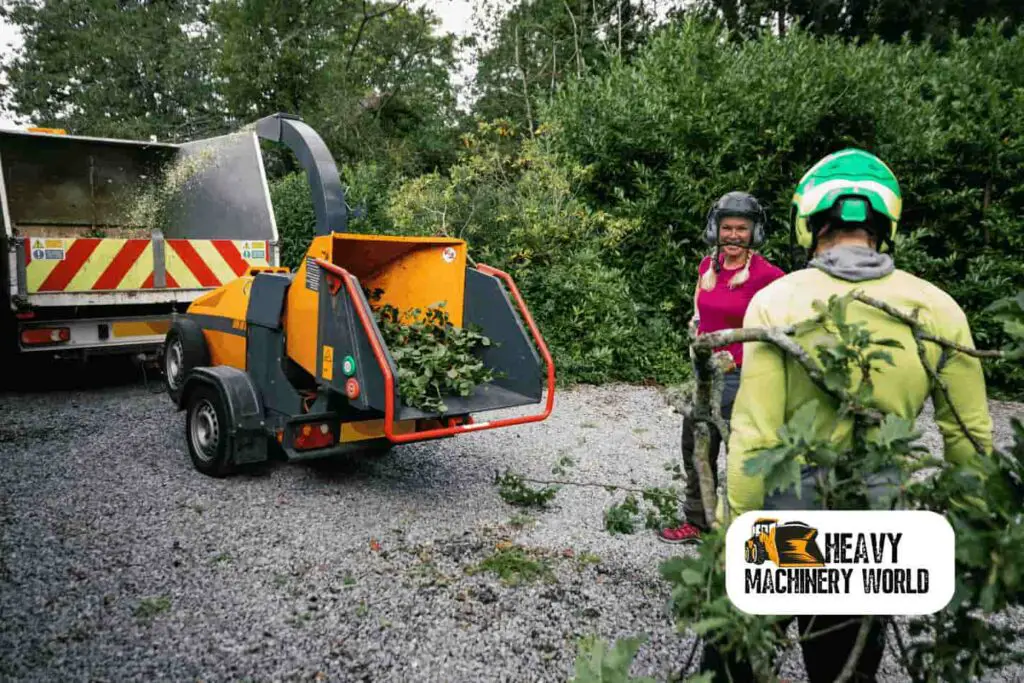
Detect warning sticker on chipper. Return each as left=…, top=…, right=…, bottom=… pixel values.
left=241, top=241, right=266, bottom=260
left=30, top=238, right=65, bottom=261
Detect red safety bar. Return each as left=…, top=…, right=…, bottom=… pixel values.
left=314, top=259, right=556, bottom=443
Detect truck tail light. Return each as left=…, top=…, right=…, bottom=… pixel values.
left=20, top=327, right=70, bottom=345
left=293, top=422, right=336, bottom=450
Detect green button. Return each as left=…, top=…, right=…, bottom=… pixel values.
left=342, top=355, right=356, bottom=376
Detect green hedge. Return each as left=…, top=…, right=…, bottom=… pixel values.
left=270, top=20, right=1024, bottom=397
left=269, top=122, right=690, bottom=387
left=544, top=19, right=1024, bottom=397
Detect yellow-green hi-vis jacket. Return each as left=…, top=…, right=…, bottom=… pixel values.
left=718, top=246, right=995, bottom=525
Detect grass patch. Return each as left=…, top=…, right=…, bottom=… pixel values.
left=134, top=596, right=171, bottom=619
left=467, top=546, right=555, bottom=586
left=508, top=513, right=537, bottom=529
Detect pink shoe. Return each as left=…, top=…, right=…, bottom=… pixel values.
left=658, top=523, right=703, bottom=544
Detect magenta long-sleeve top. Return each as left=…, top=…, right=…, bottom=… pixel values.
left=696, top=253, right=786, bottom=368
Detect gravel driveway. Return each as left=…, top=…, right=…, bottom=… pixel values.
left=1, top=359, right=1022, bottom=682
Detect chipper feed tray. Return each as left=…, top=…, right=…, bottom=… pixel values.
left=161, top=113, right=555, bottom=476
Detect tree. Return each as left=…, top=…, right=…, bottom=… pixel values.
left=468, top=0, right=663, bottom=135
left=211, top=0, right=462, bottom=177
left=0, top=0, right=223, bottom=141
left=681, top=0, right=1024, bottom=46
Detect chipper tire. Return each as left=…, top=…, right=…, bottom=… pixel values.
left=164, top=318, right=210, bottom=404
left=184, top=384, right=236, bottom=478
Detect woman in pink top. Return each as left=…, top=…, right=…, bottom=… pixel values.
left=659, top=191, right=785, bottom=544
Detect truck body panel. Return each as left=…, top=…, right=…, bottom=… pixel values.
left=0, top=127, right=279, bottom=358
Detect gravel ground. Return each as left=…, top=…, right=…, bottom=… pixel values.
left=0, top=358, right=1022, bottom=682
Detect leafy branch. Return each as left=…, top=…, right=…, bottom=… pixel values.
left=365, top=287, right=501, bottom=414
left=577, top=288, right=1023, bottom=682
left=657, top=288, right=1024, bottom=682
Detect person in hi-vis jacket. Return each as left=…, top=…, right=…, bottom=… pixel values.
left=704, top=148, right=994, bottom=683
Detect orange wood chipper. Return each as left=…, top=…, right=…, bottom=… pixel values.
left=162, top=113, right=555, bottom=476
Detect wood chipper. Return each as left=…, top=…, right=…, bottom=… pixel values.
left=162, top=113, right=555, bottom=476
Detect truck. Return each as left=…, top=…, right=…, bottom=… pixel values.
left=0, top=124, right=279, bottom=367
left=162, top=113, right=555, bottom=475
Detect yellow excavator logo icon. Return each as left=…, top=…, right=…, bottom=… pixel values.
left=745, top=518, right=826, bottom=568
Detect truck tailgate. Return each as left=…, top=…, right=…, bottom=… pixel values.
left=18, top=235, right=270, bottom=302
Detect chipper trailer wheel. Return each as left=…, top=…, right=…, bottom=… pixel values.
left=164, top=318, right=210, bottom=404
left=184, top=384, right=235, bottom=477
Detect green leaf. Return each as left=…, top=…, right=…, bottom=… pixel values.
left=681, top=569, right=704, bottom=585
left=690, top=617, right=731, bottom=635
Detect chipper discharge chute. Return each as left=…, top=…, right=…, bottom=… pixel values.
left=162, top=113, right=555, bottom=476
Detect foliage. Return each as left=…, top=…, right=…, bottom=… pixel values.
left=269, top=172, right=318, bottom=269
left=603, top=488, right=682, bottom=534
left=603, top=493, right=640, bottom=534
left=381, top=120, right=689, bottom=386
left=985, top=292, right=1024, bottom=360
left=653, top=290, right=1024, bottom=682
left=468, top=0, right=660, bottom=135
left=495, top=470, right=560, bottom=508
left=679, top=0, right=1024, bottom=46
left=467, top=545, right=555, bottom=586
left=545, top=17, right=1024, bottom=396
left=569, top=634, right=658, bottom=683
left=1, top=0, right=222, bottom=141
left=2, top=0, right=461, bottom=182
left=366, top=289, right=498, bottom=415
left=212, top=0, right=462, bottom=178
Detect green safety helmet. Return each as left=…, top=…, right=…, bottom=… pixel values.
left=790, top=148, right=902, bottom=252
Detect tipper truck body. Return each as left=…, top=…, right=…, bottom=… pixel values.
left=0, top=126, right=279, bottom=362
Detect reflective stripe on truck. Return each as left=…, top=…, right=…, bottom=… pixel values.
left=22, top=237, right=271, bottom=294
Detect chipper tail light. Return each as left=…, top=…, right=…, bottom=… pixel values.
left=293, top=422, right=336, bottom=451
left=20, top=327, right=70, bottom=346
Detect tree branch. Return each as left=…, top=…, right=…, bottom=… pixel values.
left=914, top=325, right=988, bottom=456
left=851, top=291, right=992, bottom=454
left=562, top=0, right=584, bottom=77
left=692, top=326, right=886, bottom=425
left=835, top=616, right=875, bottom=683
left=516, top=475, right=676, bottom=498
left=850, top=292, right=1004, bottom=359
left=345, top=0, right=408, bottom=71
left=889, top=618, right=924, bottom=683
left=513, top=24, right=535, bottom=137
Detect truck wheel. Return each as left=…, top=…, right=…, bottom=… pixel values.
left=185, top=384, right=235, bottom=477
left=754, top=543, right=767, bottom=565
left=165, top=319, right=209, bottom=403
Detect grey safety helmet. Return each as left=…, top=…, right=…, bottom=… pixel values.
left=703, top=191, right=767, bottom=247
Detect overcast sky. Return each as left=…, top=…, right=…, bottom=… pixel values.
left=0, top=0, right=494, bottom=130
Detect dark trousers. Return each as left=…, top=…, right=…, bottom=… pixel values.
left=700, top=614, right=887, bottom=682
left=682, top=370, right=740, bottom=530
